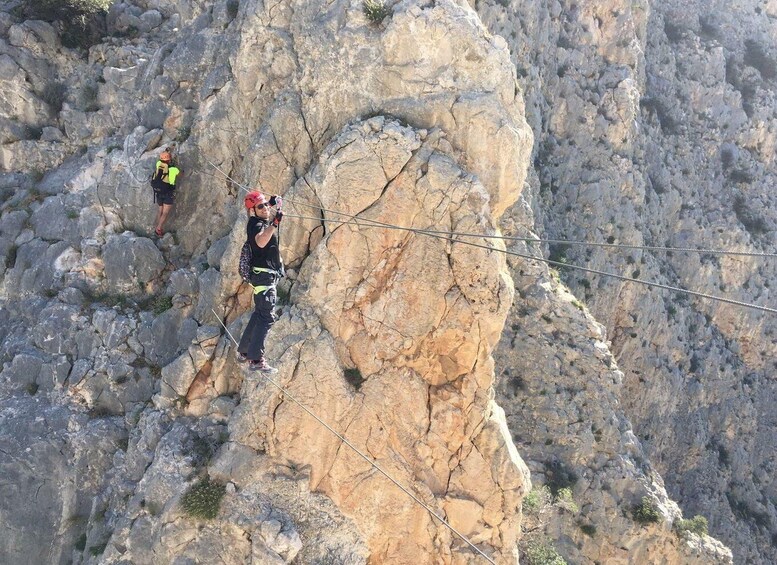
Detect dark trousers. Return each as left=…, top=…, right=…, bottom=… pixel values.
left=237, top=287, right=277, bottom=360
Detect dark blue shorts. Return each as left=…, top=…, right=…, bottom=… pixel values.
left=155, top=188, right=175, bottom=205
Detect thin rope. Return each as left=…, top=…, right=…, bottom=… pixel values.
left=203, top=157, right=253, bottom=192
left=211, top=309, right=497, bottom=565
left=282, top=211, right=777, bottom=315
left=203, top=160, right=777, bottom=258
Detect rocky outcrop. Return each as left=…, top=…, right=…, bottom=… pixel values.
left=222, top=117, right=529, bottom=563
left=2, top=0, right=774, bottom=562
left=0, top=0, right=536, bottom=562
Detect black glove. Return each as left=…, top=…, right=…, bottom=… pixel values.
left=269, top=195, right=277, bottom=206
left=272, top=210, right=283, bottom=227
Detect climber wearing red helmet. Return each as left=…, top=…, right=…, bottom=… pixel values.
left=237, top=190, right=284, bottom=372
left=151, top=147, right=181, bottom=237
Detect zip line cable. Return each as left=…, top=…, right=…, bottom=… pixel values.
left=210, top=309, right=498, bottom=565
left=202, top=161, right=777, bottom=313
left=203, top=160, right=777, bottom=259
left=281, top=211, right=777, bottom=315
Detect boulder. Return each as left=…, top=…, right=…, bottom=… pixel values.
left=103, top=232, right=166, bottom=294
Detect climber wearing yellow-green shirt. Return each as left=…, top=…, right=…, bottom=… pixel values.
left=151, top=148, right=182, bottom=236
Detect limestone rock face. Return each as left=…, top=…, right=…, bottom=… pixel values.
left=0, top=396, right=124, bottom=565
left=476, top=0, right=776, bottom=562
left=229, top=117, right=529, bottom=562
left=3, top=0, right=773, bottom=562
left=0, top=0, right=535, bottom=563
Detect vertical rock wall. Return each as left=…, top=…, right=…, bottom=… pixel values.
left=477, top=0, right=777, bottom=562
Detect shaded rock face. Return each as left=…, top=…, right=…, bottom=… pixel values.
left=0, top=0, right=537, bottom=563
left=0, top=396, right=124, bottom=564
left=475, top=0, right=776, bottom=562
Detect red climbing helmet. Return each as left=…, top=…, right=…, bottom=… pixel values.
left=159, top=151, right=172, bottom=162
left=244, top=191, right=267, bottom=209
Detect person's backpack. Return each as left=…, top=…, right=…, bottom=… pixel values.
left=150, top=159, right=170, bottom=190
left=238, top=240, right=252, bottom=282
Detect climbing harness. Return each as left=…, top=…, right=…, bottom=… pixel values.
left=211, top=309, right=498, bottom=565
left=249, top=266, right=280, bottom=294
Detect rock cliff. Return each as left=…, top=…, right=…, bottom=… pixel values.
left=0, top=0, right=771, bottom=563
left=476, top=0, right=777, bottom=562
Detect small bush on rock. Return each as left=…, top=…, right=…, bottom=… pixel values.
left=344, top=367, right=365, bottom=390
left=78, top=82, right=99, bottom=112
left=632, top=496, right=662, bottom=524
left=664, top=20, right=684, bottom=42
left=24, top=125, right=44, bottom=140
left=21, top=0, right=111, bottom=49
left=733, top=195, right=769, bottom=237
left=41, top=81, right=67, bottom=113
left=363, top=0, right=390, bottom=24
left=149, top=295, right=173, bottom=314
left=226, top=0, right=239, bottom=20
left=675, top=515, right=709, bottom=537
left=744, top=40, right=777, bottom=80
left=554, top=487, right=579, bottom=513
left=181, top=478, right=226, bottom=519
left=524, top=540, right=567, bottom=565
left=523, top=485, right=552, bottom=515
left=720, top=146, right=735, bottom=169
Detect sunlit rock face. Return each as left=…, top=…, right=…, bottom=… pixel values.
left=0, top=0, right=536, bottom=563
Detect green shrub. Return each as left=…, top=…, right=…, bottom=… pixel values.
left=720, top=147, right=735, bottom=169
left=523, top=485, right=552, bottom=515
left=24, top=125, right=44, bottom=140
left=664, top=20, right=684, bottom=42
left=6, top=244, right=18, bottom=270
left=728, top=169, right=754, bottom=184
left=744, top=40, right=777, bottom=80
left=226, top=0, right=239, bottom=20
left=632, top=496, right=662, bottom=524
left=675, top=515, right=708, bottom=537
left=150, top=295, right=173, bottom=314
left=74, top=532, right=87, bottom=551
left=344, top=367, right=365, bottom=390
left=78, top=82, right=99, bottom=112
left=363, top=0, right=390, bottom=24
left=177, top=125, right=191, bottom=143
left=41, top=81, right=67, bottom=112
left=524, top=540, right=567, bottom=565
left=698, top=16, right=720, bottom=40
left=547, top=243, right=569, bottom=267
left=544, top=460, right=578, bottom=497
left=640, top=97, right=680, bottom=134
left=88, top=543, right=107, bottom=556
left=180, top=478, right=227, bottom=519
left=554, top=487, right=579, bottom=513
left=733, top=195, right=769, bottom=236
left=22, top=0, right=111, bottom=49
left=579, top=522, right=597, bottom=537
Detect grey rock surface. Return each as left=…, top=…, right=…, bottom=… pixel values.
left=4, top=0, right=774, bottom=562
